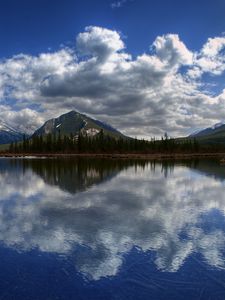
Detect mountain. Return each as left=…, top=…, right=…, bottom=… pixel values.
left=189, top=122, right=225, bottom=144
left=32, top=110, right=125, bottom=139
left=0, top=121, right=24, bottom=145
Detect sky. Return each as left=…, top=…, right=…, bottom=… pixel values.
left=0, top=0, right=225, bottom=138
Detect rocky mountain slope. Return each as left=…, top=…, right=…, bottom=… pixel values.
left=32, top=110, right=125, bottom=139
left=189, top=122, right=225, bottom=144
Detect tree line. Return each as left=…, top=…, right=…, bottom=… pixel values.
left=7, top=130, right=205, bottom=154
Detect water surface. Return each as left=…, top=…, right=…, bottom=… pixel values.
left=0, top=158, right=225, bottom=299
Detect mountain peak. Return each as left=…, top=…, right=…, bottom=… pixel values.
left=33, top=110, right=124, bottom=139
left=61, top=110, right=79, bottom=116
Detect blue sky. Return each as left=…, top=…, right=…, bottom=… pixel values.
left=1, top=0, right=225, bottom=57
left=0, top=0, right=225, bottom=137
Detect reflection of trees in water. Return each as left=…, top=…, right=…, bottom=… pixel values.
left=1, top=157, right=224, bottom=201
left=0, top=158, right=225, bottom=280
left=185, top=159, right=225, bottom=180
left=4, top=158, right=225, bottom=195
left=150, top=158, right=225, bottom=180
left=8, top=158, right=150, bottom=194
left=161, top=158, right=225, bottom=181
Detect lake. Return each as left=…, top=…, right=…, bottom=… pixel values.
left=0, top=157, right=225, bottom=299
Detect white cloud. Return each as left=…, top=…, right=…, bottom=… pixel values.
left=188, top=37, right=225, bottom=78
left=76, top=26, right=125, bottom=62
left=201, top=37, right=225, bottom=57
left=0, top=27, right=225, bottom=137
left=153, top=34, right=193, bottom=68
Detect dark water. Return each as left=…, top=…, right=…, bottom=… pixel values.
left=0, top=158, right=225, bottom=299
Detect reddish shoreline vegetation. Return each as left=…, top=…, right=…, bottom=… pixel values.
left=0, top=152, right=225, bottom=160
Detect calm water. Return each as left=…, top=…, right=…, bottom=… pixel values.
left=0, top=158, right=225, bottom=299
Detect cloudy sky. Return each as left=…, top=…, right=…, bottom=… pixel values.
left=1, top=0, right=225, bottom=138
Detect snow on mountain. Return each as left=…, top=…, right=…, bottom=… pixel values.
left=0, top=120, right=24, bottom=145
left=189, top=121, right=225, bottom=139
left=33, top=110, right=125, bottom=139
left=211, top=122, right=225, bottom=130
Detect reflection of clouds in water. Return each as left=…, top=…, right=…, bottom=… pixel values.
left=0, top=162, right=225, bottom=280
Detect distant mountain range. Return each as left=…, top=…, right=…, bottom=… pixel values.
left=0, top=121, right=24, bottom=145
left=0, top=110, right=125, bottom=145
left=1, top=110, right=225, bottom=146
left=189, top=122, right=225, bottom=144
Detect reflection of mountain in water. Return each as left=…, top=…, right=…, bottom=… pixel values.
left=181, top=159, right=225, bottom=180
left=5, top=158, right=225, bottom=195
left=1, top=158, right=225, bottom=281
left=149, top=158, right=225, bottom=180
left=8, top=158, right=148, bottom=194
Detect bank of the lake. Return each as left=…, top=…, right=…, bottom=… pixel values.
left=1, top=152, right=225, bottom=160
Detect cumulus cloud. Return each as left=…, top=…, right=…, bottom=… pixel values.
left=188, top=37, right=225, bottom=78
left=0, top=26, right=225, bottom=137
left=0, top=159, right=225, bottom=280
left=76, top=26, right=125, bottom=62
left=152, top=34, right=193, bottom=68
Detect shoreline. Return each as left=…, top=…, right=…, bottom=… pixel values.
left=0, top=152, right=225, bottom=160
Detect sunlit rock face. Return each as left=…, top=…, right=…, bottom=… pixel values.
left=0, top=158, right=225, bottom=280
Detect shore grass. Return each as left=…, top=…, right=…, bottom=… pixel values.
left=0, top=152, right=225, bottom=160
